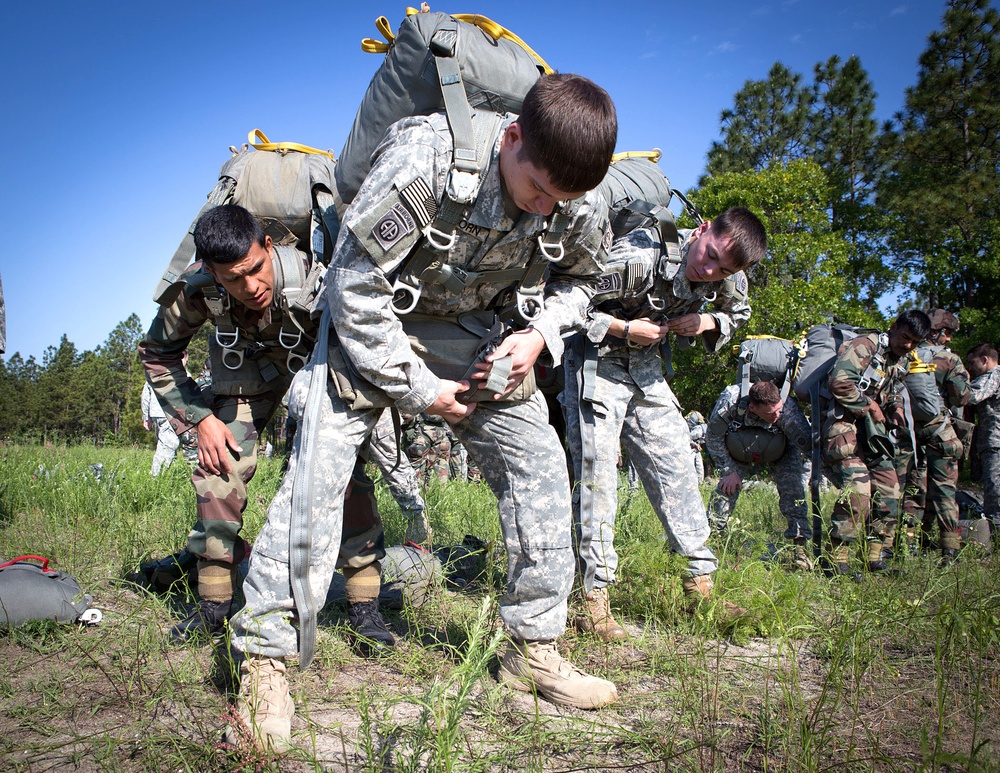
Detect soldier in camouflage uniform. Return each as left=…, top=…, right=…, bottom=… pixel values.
left=894, top=310, right=970, bottom=563
left=227, top=74, right=620, bottom=749
left=141, top=380, right=181, bottom=476
left=563, top=207, right=766, bottom=641
left=706, top=380, right=813, bottom=568
left=367, top=409, right=432, bottom=545
left=402, top=412, right=454, bottom=485
left=139, top=205, right=386, bottom=645
left=822, top=310, right=930, bottom=575
left=966, top=343, right=1000, bottom=534
left=686, top=410, right=707, bottom=480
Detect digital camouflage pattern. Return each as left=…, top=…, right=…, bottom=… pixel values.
left=141, top=382, right=180, bottom=476
left=823, top=333, right=909, bottom=544
left=232, top=111, right=611, bottom=659
left=705, top=385, right=812, bottom=539
left=896, top=345, right=970, bottom=550
left=968, top=365, right=1000, bottom=518
left=564, top=227, right=750, bottom=592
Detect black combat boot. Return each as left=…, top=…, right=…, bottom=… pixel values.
left=346, top=600, right=395, bottom=657
left=940, top=548, right=959, bottom=567
left=169, top=599, right=231, bottom=644
left=867, top=544, right=902, bottom=577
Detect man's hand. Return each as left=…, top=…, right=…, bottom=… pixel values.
left=471, top=328, right=546, bottom=400
left=624, top=317, right=668, bottom=347
left=143, top=420, right=152, bottom=431
left=720, top=471, right=743, bottom=497
left=196, top=414, right=242, bottom=475
left=426, top=380, right=477, bottom=425
left=666, top=313, right=716, bottom=337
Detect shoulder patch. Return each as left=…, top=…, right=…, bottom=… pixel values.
left=349, top=189, right=423, bottom=270
left=372, top=203, right=416, bottom=251
left=734, top=272, right=748, bottom=295
left=594, top=272, right=623, bottom=296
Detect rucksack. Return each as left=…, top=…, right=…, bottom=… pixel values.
left=903, top=345, right=946, bottom=424
left=0, top=555, right=100, bottom=628
left=735, top=336, right=803, bottom=403
left=792, top=324, right=884, bottom=402
left=335, top=10, right=552, bottom=209
left=153, top=130, right=339, bottom=307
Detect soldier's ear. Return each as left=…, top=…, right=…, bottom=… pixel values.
left=264, top=234, right=273, bottom=252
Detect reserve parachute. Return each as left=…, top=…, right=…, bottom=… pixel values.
left=904, top=345, right=946, bottom=424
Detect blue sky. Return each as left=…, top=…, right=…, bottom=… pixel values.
left=0, top=0, right=967, bottom=362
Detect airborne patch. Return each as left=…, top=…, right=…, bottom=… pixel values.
left=734, top=272, right=748, bottom=295
left=594, top=272, right=623, bottom=295
left=372, top=203, right=416, bottom=251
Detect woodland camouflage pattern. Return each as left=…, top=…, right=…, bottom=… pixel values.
left=232, top=112, right=611, bottom=657
left=823, top=333, right=909, bottom=544
left=895, top=345, right=970, bottom=550
left=706, top=385, right=813, bottom=539
left=564, top=227, right=749, bottom=592
left=403, top=413, right=454, bottom=485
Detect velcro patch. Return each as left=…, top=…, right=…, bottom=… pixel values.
left=372, top=204, right=416, bottom=251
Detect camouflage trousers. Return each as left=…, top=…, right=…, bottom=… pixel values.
left=151, top=417, right=180, bottom=476
left=822, top=417, right=900, bottom=544
left=981, top=446, right=1000, bottom=517
left=231, top=372, right=573, bottom=660
left=896, top=421, right=963, bottom=551
left=563, top=345, right=717, bottom=592
left=708, top=447, right=812, bottom=540
left=368, top=410, right=425, bottom=517
left=404, top=421, right=453, bottom=485
left=187, top=392, right=282, bottom=566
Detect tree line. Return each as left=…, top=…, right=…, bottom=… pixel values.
left=0, top=0, right=996, bottom=443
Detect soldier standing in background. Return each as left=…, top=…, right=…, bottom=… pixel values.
left=141, top=380, right=182, bottom=476
left=966, top=343, right=1000, bottom=536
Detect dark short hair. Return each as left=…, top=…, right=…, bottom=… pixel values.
left=194, top=205, right=266, bottom=265
left=516, top=73, right=617, bottom=193
left=895, top=309, right=932, bottom=340
left=711, top=207, right=767, bottom=270
left=968, top=342, right=998, bottom=362
left=748, top=380, right=781, bottom=406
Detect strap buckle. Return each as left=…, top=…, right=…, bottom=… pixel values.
left=286, top=350, right=308, bottom=374
left=215, top=327, right=239, bottom=350
left=515, top=289, right=543, bottom=323
left=391, top=278, right=421, bottom=315
left=536, top=235, right=565, bottom=262
left=446, top=168, right=481, bottom=205
left=279, top=328, right=302, bottom=351
left=221, top=348, right=244, bottom=370
left=423, top=223, right=457, bottom=252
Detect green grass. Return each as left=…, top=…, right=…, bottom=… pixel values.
left=1, top=444, right=998, bottom=771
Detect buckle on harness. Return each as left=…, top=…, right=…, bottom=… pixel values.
left=646, top=294, right=666, bottom=312
left=279, top=329, right=302, bottom=351
left=216, top=327, right=239, bottom=350
left=391, top=278, right=421, bottom=315
left=515, top=289, right=543, bottom=323
left=536, top=235, right=565, bottom=262
left=221, top=348, right=244, bottom=370
left=286, top=350, right=308, bottom=374
left=423, top=223, right=457, bottom=252
left=446, top=168, right=481, bottom=205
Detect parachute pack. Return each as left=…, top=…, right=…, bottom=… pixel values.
left=904, top=345, right=946, bottom=424
left=792, top=324, right=885, bottom=402
left=735, top=336, right=803, bottom=403
left=0, top=555, right=101, bottom=628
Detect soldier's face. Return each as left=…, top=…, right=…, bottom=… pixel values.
left=933, top=328, right=953, bottom=344
left=685, top=220, right=739, bottom=283
left=499, top=122, right=586, bottom=216
left=968, top=355, right=991, bottom=378
left=888, top=323, right=924, bottom=358
left=749, top=400, right=782, bottom=425
left=207, top=236, right=275, bottom=311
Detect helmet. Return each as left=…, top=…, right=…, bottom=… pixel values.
left=927, top=308, right=959, bottom=332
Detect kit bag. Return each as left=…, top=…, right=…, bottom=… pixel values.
left=0, top=555, right=96, bottom=628
left=792, top=324, right=879, bottom=401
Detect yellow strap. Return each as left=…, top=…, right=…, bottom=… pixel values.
left=248, top=129, right=335, bottom=158
left=908, top=351, right=937, bottom=373
left=379, top=8, right=554, bottom=74
left=612, top=149, right=663, bottom=163
left=362, top=16, right=396, bottom=53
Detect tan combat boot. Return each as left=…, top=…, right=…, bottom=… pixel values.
left=791, top=538, right=814, bottom=571
left=574, top=587, right=627, bottom=642
left=224, top=656, right=294, bottom=752
left=498, top=640, right=618, bottom=709
left=682, top=574, right=746, bottom=617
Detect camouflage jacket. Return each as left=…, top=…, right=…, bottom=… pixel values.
left=706, top=384, right=811, bottom=476
left=584, top=225, right=751, bottom=362
left=138, top=251, right=316, bottom=435
left=828, top=333, right=907, bottom=421
left=328, top=112, right=611, bottom=417
left=968, top=365, right=1000, bottom=450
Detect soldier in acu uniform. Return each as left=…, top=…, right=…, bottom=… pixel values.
left=966, top=342, right=1000, bottom=536
left=563, top=207, right=766, bottom=641
left=139, top=205, right=388, bottom=646
left=706, top=380, right=813, bottom=569
left=822, top=310, right=930, bottom=576
left=226, top=74, right=621, bottom=751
